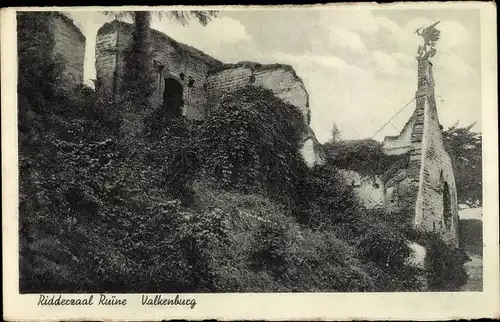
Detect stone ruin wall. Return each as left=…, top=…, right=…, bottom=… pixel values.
left=347, top=59, right=459, bottom=246
left=205, top=63, right=310, bottom=121
left=418, top=105, right=459, bottom=245
left=379, top=59, right=459, bottom=246
left=95, top=20, right=223, bottom=121
left=205, top=62, right=325, bottom=167
left=414, top=62, right=459, bottom=246
left=380, top=105, right=422, bottom=219
left=148, top=25, right=222, bottom=120
left=382, top=112, right=416, bottom=156
left=95, top=21, right=222, bottom=147
left=95, top=21, right=325, bottom=167
left=38, top=13, right=86, bottom=90
left=94, top=26, right=118, bottom=99
left=339, top=170, right=385, bottom=208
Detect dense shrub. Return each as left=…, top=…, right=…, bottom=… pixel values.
left=142, top=114, right=203, bottom=203
left=356, top=222, right=425, bottom=291
left=191, top=181, right=377, bottom=292
left=190, top=181, right=291, bottom=292
left=251, top=220, right=376, bottom=292
left=250, top=220, right=289, bottom=278
left=411, top=232, right=468, bottom=291
left=443, top=124, right=482, bottom=208
left=18, top=82, right=128, bottom=292
left=293, top=164, right=359, bottom=229
left=198, top=86, right=309, bottom=205
left=323, top=139, right=409, bottom=182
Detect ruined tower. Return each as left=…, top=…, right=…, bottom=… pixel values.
left=18, top=12, right=86, bottom=91
left=49, top=13, right=86, bottom=89
left=382, top=22, right=460, bottom=246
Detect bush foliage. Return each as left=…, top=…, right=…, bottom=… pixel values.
left=198, top=87, right=309, bottom=204
left=323, top=139, right=410, bottom=183
left=443, top=123, right=482, bottom=208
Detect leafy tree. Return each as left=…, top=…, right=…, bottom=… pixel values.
left=328, top=123, right=342, bottom=143
left=442, top=122, right=482, bottom=208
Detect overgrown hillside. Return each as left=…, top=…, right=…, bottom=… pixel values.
left=18, top=12, right=468, bottom=292
left=459, top=219, right=483, bottom=256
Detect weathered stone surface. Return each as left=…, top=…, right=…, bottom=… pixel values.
left=94, top=29, right=117, bottom=98
left=206, top=62, right=310, bottom=122
left=338, top=169, right=384, bottom=208
left=300, top=130, right=326, bottom=167
left=46, top=13, right=86, bottom=90
left=383, top=113, right=416, bottom=155
left=96, top=20, right=222, bottom=117
left=95, top=21, right=325, bottom=167
left=380, top=59, right=459, bottom=246
left=406, top=242, right=427, bottom=268
left=205, top=61, right=323, bottom=166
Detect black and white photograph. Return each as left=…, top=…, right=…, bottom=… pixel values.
left=2, top=3, right=498, bottom=321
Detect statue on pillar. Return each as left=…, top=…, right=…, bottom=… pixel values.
left=415, top=21, right=441, bottom=60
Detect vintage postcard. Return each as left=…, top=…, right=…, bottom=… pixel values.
left=2, top=3, right=499, bottom=321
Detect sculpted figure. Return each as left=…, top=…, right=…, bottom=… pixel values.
left=415, top=21, right=441, bottom=60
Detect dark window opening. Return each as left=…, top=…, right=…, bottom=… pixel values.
left=443, top=181, right=452, bottom=228
left=112, top=71, right=118, bottom=101
left=157, top=66, right=164, bottom=92
left=163, top=78, right=183, bottom=119
left=95, top=77, right=102, bottom=90
left=388, top=185, right=398, bottom=203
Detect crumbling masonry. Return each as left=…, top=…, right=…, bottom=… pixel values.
left=382, top=58, right=460, bottom=246
left=341, top=58, right=460, bottom=246
left=94, top=20, right=325, bottom=167
left=22, top=12, right=86, bottom=90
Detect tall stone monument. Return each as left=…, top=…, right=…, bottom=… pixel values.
left=382, top=21, right=460, bottom=246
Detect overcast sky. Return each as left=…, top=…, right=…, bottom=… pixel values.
left=66, top=8, right=481, bottom=143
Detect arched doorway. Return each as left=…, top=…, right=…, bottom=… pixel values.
left=443, top=181, right=452, bottom=228
left=163, top=78, right=183, bottom=118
